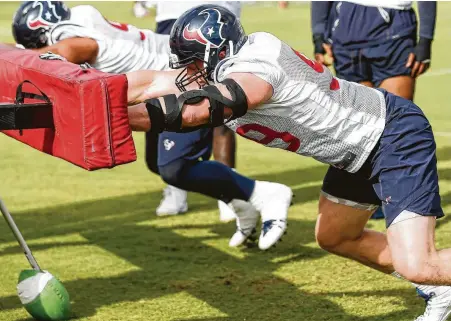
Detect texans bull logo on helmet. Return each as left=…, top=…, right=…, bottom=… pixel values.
left=182, top=8, right=226, bottom=48
left=26, top=1, right=66, bottom=30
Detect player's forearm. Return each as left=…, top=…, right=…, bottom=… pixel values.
left=127, top=71, right=154, bottom=105
left=418, top=1, right=437, bottom=40
left=181, top=101, right=222, bottom=128
left=126, top=70, right=180, bottom=105
left=128, top=103, right=152, bottom=131
left=126, top=100, right=211, bottom=133
left=311, top=1, right=332, bottom=36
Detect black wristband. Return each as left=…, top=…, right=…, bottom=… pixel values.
left=414, top=37, right=432, bottom=63
left=144, top=98, right=165, bottom=134
left=161, top=94, right=183, bottom=132
left=313, top=33, right=326, bottom=55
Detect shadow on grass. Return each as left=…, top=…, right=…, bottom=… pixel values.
left=0, top=188, right=419, bottom=320
left=3, top=145, right=450, bottom=320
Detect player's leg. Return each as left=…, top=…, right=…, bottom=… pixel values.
left=213, top=126, right=236, bottom=168
left=333, top=46, right=372, bottom=87
left=388, top=215, right=451, bottom=284
left=379, top=75, right=415, bottom=100
left=145, top=131, right=159, bottom=175
left=316, top=194, right=393, bottom=273
left=371, top=36, right=416, bottom=101
left=374, top=91, right=451, bottom=319
left=157, top=130, right=292, bottom=250
left=318, top=165, right=451, bottom=320
left=145, top=130, right=187, bottom=217
left=359, top=80, right=374, bottom=87
left=316, top=165, right=393, bottom=273
left=155, top=130, right=210, bottom=216
left=213, top=125, right=237, bottom=222
left=388, top=215, right=451, bottom=320
left=374, top=93, right=447, bottom=283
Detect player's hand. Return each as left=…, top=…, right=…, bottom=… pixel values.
left=313, top=34, right=333, bottom=66
left=406, top=38, right=432, bottom=78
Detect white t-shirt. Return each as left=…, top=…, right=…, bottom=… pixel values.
left=214, top=32, right=386, bottom=173
left=48, top=5, right=171, bottom=73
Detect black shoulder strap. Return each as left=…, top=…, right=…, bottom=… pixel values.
left=15, top=80, right=51, bottom=105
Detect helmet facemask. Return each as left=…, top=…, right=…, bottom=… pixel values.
left=171, top=42, right=230, bottom=92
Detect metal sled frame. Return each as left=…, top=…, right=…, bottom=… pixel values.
left=0, top=80, right=54, bottom=271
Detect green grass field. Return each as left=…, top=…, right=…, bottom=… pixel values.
left=0, top=2, right=451, bottom=320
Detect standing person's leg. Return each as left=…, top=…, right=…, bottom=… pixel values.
left=372, top=36, right=417, bottom=101
left=213, top=125, right=238, bottom=222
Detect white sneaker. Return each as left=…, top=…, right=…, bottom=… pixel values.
left=415, top=286, right=451, bottom=321
left=249, top=181, right=292, bottom=250
left=228, top=200, right=259, bottom=247
left=218, top=200, right=237, bottom=222
left=156, top=185, right=188, bottom=216
left=133, top=2, right=149, bottom=18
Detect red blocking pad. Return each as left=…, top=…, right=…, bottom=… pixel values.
left=0, top=44, right=136, bottom=170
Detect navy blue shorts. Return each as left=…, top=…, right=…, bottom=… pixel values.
left=333, top=36, right=415, bottom=87
left=157, top=129, right=213, bottom=167
left=151, top=18, right=213, bottom=168
left=322, top=89, right=444, bottom=227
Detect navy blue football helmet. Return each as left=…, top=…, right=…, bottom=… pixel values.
left=12, top=1, right=70, bottom=49
left=169, top=4, right=247, bottom=91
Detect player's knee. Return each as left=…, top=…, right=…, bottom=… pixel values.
left=315, top=232, right=343, bottom=253
left=393, top=258, right=433, bottom=284
left=315, top=221, right=345, bottom=253
left=158, top=160, right=188, bottom=188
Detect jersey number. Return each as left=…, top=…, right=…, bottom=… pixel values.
left=236, top=124, right=300, bottom=152
left=292, top=48, right=340, bottom=90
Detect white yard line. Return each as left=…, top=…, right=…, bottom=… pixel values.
left=436, top=132, right=451, bottom=137
left=424, top=68, right=451, bottom=77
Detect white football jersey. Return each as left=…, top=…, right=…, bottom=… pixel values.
left=47, top=5, right=170, bottom=73
left=214, top=32, right=386, bottom=173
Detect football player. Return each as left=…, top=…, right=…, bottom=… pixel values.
left=11, top=0, right=244, bottom=222
left=310, top=1, right=437, bottom=220
left=125, top=5, right=451, bottom=320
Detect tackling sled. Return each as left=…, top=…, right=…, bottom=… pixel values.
left=0, top=44, right=136, bottom=170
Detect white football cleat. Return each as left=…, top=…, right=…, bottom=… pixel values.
left=415, top=286, right=451, bottom=321
left=249, top=181, right=292, bottom=250
left=156, top=185, right=188, bottom=216
left=258, top=219, right=287, bottom=250
left=218, top=200, right=237, bottom=222
left=228, top=200, right=259, bottom=247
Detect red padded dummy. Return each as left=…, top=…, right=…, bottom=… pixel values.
left=0, top=45, right=136, bottom=170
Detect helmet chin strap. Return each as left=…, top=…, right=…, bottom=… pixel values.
left=204, top=40, right=235, bottom=69
left=228, top=41, right=235, bottom=58
left=203, top=42, right=211, bottom=69
left=212, top=41, right=237, bottom=83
